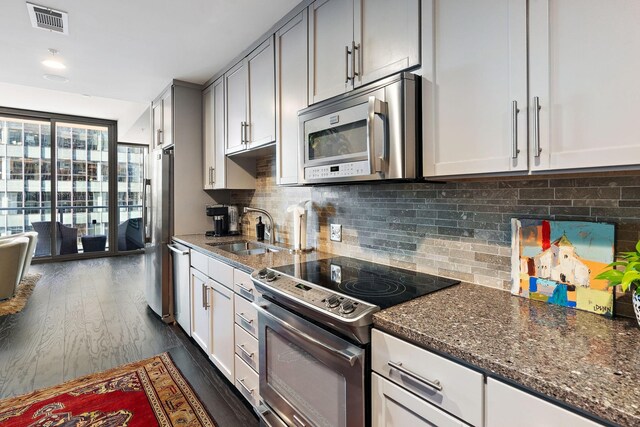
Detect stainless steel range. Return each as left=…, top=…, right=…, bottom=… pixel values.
left=251, top=256, right=459, bottom=427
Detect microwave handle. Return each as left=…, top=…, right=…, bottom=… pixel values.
left=367, top=96, right=388, bottom=174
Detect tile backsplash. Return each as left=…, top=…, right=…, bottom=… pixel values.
left=231, top=153, right=640, bottom=316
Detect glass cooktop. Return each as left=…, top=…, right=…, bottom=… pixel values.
left=272, top=256, right=460, bottom=309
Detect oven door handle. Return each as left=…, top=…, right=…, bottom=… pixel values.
left=256, top=303, right=360, bottom=367
left=367, top=96, right=388, bottom=174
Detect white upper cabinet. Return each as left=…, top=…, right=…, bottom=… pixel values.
left=529, top=0, right=640, bottom=171
left=276, top=10, right=308, bottom=186
left=354, top=0, right=421, bottom=87
left=225, top=37, right=276, bottom=155
left=247, top=37, right=276, bottom=149
left=152, top=88, right=173, bottom=149
left=309, top=0, right=353, bottom=104
left=422, top=0, right=528, bottom=177
left=225, top=61, right=248, bottom=155
left=203, top=78, right=255, bottom=190
left=309, top=0, right=421, bottom=104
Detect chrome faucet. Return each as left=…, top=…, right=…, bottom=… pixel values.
left=243, top=207, right=275, bottom=244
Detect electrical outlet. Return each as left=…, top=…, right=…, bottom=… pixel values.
left=330, top=224, right=342, bottom=242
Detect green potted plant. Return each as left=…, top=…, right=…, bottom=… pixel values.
left=595, top=241, right=640, bottom=326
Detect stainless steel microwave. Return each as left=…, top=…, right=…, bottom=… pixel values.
left=298, top=72, right=418, bottom=184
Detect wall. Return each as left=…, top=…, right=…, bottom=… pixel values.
left=231, top=153, right=640, bottom=316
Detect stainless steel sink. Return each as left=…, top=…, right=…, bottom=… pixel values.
left=207, top=240, right=280, bottom=256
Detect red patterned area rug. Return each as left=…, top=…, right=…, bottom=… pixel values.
left=0, top=353, right=217, bottom=426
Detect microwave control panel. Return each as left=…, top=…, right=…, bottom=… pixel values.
left=305, top=160, right=371, bottom=180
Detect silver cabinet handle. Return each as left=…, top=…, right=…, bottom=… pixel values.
left=533, top=96, right=541, bottom=157
left=388, top=361, right=443, bottom=391
left=345, top=45, right=352, bottom=83
left=367, top=96, right=389, bottom=174
left=292, top=414, right=306, bottom=427
left=156, top=129, right=162, bottom=146
left=238, top=378, right=254, bottom=395
left=202, top=282, right=207, bottom=309
left=240, top=122, right=245, bottom=144
left=237, top=312, right=253, bottom=324
left=167, top=244, right=188, bottom=255
left=352, top=41, right=360, bottom=81
left=236, top=283, right=254, bottom=296
left=511, top=100, right=520, bottom=159
left=244, top=121, right=249, bottom=145
left=236, top=343, right=254, bottom=359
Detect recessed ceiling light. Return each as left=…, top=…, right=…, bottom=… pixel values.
left=42, top=48, right=66, bottom=69
left=42, top=59, right=65, bottom=69
left=43, top=74, right=69, bottom=83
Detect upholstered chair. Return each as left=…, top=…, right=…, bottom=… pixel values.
left=0, top=232, right=38, bottom=282
left=0, top=237, right=29, bottom=300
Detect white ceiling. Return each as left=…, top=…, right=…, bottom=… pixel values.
left=1, top=0, right=301, bottom=102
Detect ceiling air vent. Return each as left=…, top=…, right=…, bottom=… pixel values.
left=26, top=2, right=68, bottom=35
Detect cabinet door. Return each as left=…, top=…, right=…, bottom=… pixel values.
left=190, top=268, right=209, bottom=353
left=276, top=10, right=308, bottom=185
left=486, top=378, right=602, bottom=427
left=309, top=0, right=354, bottom=104
left=202, top=84, right=215, bottom=189
left=152, top=101, right=162, bottom=149
left=529, top=0, right=640, bottom=171
left=372, top=373, right=469, bottom=427
left=210, top=280, right=235, bottom=382
left=422, top=0, right=527, bottom=177
left=212, top=78, right=227, bottom=188
left=353, top=0, right=420, bottom=87
left=225, top=61, right=248, bottom=154
left=162, top=89, right=173, bottom=147
left=247, top=37, right=276, bottom=149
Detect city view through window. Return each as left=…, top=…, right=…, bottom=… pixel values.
left=0, top=115, right=145, bottom=256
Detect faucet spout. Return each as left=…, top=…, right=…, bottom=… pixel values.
left=243, top=207, right=275, bottom=244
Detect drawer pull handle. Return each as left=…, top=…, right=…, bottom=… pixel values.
left=237, top=313, right=254, bottom=324
left=238, top=378, right=254, bottom=395
left=237, top=284, right=254, bottom=294
left=237, top=343, right=254, bottom=359
left=388, top=361, right=443, bottom=392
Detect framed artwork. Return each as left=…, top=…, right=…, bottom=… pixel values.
left=511, top=218, right=615, bottom=316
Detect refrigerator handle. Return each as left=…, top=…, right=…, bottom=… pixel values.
left=144, top=178, right=152, bottom=243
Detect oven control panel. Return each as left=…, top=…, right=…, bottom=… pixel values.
left=252, top=267, right=378, bottom=320
left=305, top=160, right=371, bottom=181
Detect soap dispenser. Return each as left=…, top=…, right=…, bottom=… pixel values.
left=256, top=216, right=265, bottom=241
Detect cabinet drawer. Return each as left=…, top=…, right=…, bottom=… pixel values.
left=372, top=373, right=469, bottom=427
left=372, top=329, right=484, bottom=427
left=235, top=355, right=261, bottom=407
left=190, top=249, right=208, bottom=273
left=208, top=256, right=233, bottom=288
left=234, top=269, right=257, bottom=301
left=235, top=324, right=259, bottom=373
left=486, top=378, right=602, bottom=427
left=235, top=295, right=258, bottom=338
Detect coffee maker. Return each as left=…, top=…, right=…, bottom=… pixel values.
left=206, top=205, right=229, bottom=237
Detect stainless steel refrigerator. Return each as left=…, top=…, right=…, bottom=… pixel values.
left=144, top=146, right=174, bottom=323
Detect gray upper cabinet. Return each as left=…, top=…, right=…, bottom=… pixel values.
left=309, top=0, right=420, bottom=104
left=203, top=78, right=255, bottom=190
left=422, top=0, right=528, bottom=177
left=225, top=37, right=276, bottom=155
left=276, top=10, right=309, bottom=186
left=152, top=88, right=173, bottom=149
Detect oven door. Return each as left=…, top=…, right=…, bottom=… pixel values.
left=255, top=299, right=366, bottom=427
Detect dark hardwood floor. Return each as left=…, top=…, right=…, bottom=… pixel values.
left=0, top=254, right=258, bottom=427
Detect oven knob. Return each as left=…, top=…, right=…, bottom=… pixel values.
left=258, top=268, right=268, bottom=279
left=266, top=271, right=277, bottom=282
left=326, top=294, right=340, bottom=308
left=340, top=300, right=355, bottom=314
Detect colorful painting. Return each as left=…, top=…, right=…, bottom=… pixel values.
left=511, top=219, right=615, bottom=316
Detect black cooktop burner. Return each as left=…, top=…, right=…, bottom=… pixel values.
left=272, top=256, right=460, bottom=309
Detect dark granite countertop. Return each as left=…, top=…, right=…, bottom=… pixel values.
left=172, top=234, right=333, bottom=273
left=374, top=283, right=640, bottom=427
